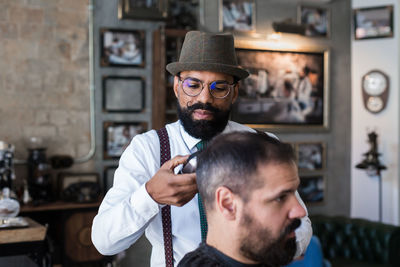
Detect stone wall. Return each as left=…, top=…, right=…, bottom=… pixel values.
left=0, top=0, right=93, bottom=179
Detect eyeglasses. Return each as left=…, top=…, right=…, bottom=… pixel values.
left=178, top=76, right=236, bottom=99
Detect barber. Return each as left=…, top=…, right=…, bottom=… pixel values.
left=91, top=31, right=312, bottom=266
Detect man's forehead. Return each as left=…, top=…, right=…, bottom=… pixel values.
left=255, top=162, right=299, bottom=193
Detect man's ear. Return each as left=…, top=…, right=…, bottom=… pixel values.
left=215, top=186, right=237, bottom=220
left=231, top=82, right=239, bottom=104
left=173, top=75, right=179, bottom=98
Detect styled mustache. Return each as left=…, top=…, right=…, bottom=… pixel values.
left=186, top=102, right=220, bottom=113
left=283, top=219, right=301, bottom=236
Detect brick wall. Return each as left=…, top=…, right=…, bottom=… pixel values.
left=0, top=0, right=94, bottom=178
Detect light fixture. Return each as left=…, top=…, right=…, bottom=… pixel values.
left=355, top=131, right=386, bottom=221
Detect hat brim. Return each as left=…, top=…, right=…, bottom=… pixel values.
left=166, top=62, right=249, bottom=80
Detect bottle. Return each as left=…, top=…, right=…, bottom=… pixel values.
left=26, top=138, right=53, bottom=204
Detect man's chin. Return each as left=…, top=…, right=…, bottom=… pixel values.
left=177, top=103, right=231, bottom=140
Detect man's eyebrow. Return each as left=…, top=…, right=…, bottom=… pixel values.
left=269, top=185, right=298, bottom=199
left=274, top=188, right=296, bottom=196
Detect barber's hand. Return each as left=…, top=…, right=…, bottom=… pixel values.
left=146, top=155, right=197, bottom=207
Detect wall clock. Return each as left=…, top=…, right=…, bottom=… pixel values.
left=361, top=70, right=389, bottom=113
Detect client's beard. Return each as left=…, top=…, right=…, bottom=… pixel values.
left=177, top=101, right=231, bottom=141
left=239, top=215, right=301, bottom=267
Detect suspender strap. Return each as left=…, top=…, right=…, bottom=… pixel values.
left=156, top=127, right=174, bottom=267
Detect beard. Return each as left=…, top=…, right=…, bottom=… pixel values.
left=177, top=101, right=231, bottom=141
left=239, top=212, right=301, bottom=267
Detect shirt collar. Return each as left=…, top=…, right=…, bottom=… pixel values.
left=179, top=120, right=233, bottom=151
left=179, top=121, right=201, bottom=151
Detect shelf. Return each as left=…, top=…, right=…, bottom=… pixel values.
left=20, top=200, right=102, bottom=213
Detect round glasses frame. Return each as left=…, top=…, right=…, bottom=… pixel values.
left=178, top=76, right=236, bottom=99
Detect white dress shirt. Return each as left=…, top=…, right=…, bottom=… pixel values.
left=91, top=120, right=312, bottom=266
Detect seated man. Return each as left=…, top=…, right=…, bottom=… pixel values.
left=179, top=131, right=307, bottom=267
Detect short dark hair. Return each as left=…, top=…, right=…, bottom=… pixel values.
left=196, top=131, right=295, bottom=210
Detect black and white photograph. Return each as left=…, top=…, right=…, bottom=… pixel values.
left=232, top=47, right=328, bottom=130
left=104, top=122, right=147, bottom=159
left=167, top=0, right=199, bottom=29
left=298, top=6, right=329, bottom=37
left=101, top=28, right=145, bottom=67
left=296, top=142, right=325, bottom=171
left=354, top=5, right=393, bottom=40
left=118, top=0, right=168, bottom=20
left=103, top=76, right=145, bottom=112
left=221, top=0, right=255, bottom=33
left=298, top=175, right=324, bottom=204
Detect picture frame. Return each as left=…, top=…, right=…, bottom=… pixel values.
left=58, top=172, right=101, bottom=202
left=103, top=121, right=147, bottom=159
left=298, top=175, right=325, bottom=204
left=100, top=28, right=145, bottom=67
left=232, top=45, right=329, bottom=131
left=166, top=0, right=199, bottom=30
left=298, top=5, right=329, bottom=37
left=102, top=76, right=145, bottom=113
left=296, top=142, right=325, bottom=171
left=118, top=0, right=168, bottom=20
left=220, top=0, right=256, bottom=34
left=104, top=166, right=118, bottom=192
left=353, top=5, right=393, bottom=40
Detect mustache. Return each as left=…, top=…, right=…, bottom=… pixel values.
left=186, top=102, right=220, bottom=113
left=283, top=219, right=301, bottom=236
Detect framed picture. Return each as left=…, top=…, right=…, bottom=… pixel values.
left=58, top=172, right=101, bottom=202
left=103, top=76, right=145, bottom=112
left=118, top=0, right=168, bottom=20
left=104, top=121, right=147, bottom=159
left=353, top=5, right=393, bottom=40
left=167, top=0, right=199, bottom=30
left=232, top=46, right=329, bottom=131
left=296, top=142, right=325, bottom=171
left=220, top=0, right=256, bottom=33
left=298, top=175, right=324, bottom=204
left=104, top=166, right=118, bottom=192
left=100, top=28, right=145, bottom=67
left=298, top=5, right=329, bottom=37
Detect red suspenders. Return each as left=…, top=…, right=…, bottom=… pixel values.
left=156, top=127, right=174, bottom=267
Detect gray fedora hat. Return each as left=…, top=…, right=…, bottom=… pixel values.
left=166, top=31, right=249, bottom=80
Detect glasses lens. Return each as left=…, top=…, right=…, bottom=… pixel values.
left=182, top=78, right=202, bottom=96
left=210, top=81, right=231, bottom=98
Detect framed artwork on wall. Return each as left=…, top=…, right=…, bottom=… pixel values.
left=220, top=0, right=256, bottom=34
left=104, top=166, right=118, bottom=192
left=118, top=0, right=168, bottom=20
left=296, top=142, right=325, bottom=171
left=298, top=175, right=324, bottom=204
left=298, top=5, right=329, bottom=37
left=232, top=46, right=329, bottom=131
left=167, top=0, right=199, bottom=30
left=58, top=172, right=101, bottom=203
left=100, top=28, right=145, bottom=67
left=102, top=76, right=145, bottom=113
left=353, top=5, right=393, bottom=40
left=103, top=121, right=147, bottom=159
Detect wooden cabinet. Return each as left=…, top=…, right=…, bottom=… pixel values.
left=20, top=201, right=105, bottom=266
left=152, top=28, right=187, bottom=129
